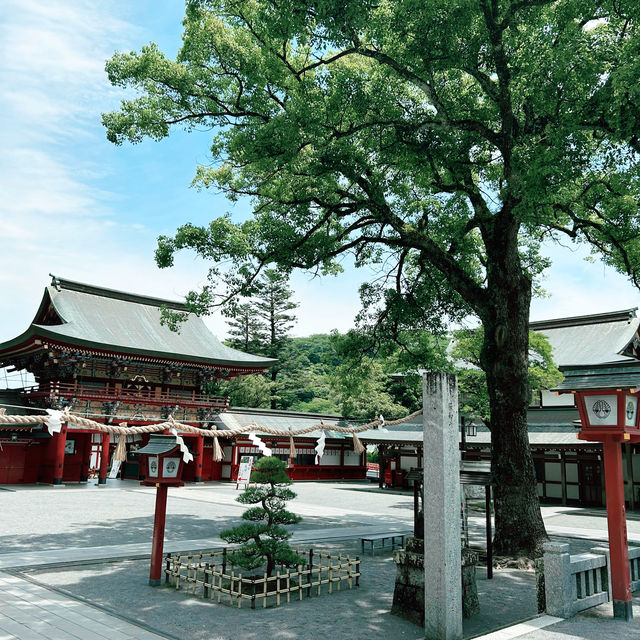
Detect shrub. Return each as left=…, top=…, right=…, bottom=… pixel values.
left=220, top=456, right=304, bottom=577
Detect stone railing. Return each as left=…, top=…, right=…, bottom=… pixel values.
left=543, top=542, right=640, bottom=618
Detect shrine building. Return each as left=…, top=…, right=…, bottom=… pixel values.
left=0, top=276, right=274, bottom=484
left=360, top=308, right=640, bottom=510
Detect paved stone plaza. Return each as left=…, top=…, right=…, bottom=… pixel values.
left=0, top=480, right=639, bottom=639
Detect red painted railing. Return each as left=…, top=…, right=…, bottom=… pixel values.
left=21, top=382, right=229, bottom=410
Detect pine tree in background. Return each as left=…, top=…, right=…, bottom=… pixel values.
left=254, top=269, right=298, bottom=360
left=223, top=302, right=266, bottom=353
left=220, top=457, right=304, bottom=578
left=224, top=269, right=298, bottom=409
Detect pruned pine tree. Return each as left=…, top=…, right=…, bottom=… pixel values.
left=220, top=457, right=304, bottom=578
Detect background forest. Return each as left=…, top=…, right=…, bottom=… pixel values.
left=211, top=270, right=560, bottom=423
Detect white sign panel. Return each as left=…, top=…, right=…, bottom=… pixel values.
left=162, top=457, right=181, bottom=479
left=237, top=455, right=253, bottom=484
left=108, top=460, right=121, bottom=479
left=585, top=395, right=618, bottom=426
left=625, top=395, right=638, bottom=427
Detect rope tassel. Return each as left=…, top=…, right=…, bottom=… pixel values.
left=212, top=436, right=223, bottom=462
left=352, top=433, right=365, bottom=455
left=113, top=434, right=127, bottom=462
left=288, top=429, right=297, bottom=459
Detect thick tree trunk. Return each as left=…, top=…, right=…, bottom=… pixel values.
left=479, top=218, right=548, bottom=557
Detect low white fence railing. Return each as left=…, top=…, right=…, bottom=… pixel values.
left=543, top=542, right=640, bottom=618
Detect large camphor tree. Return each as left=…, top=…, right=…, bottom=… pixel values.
left=103, top=0, right=640, bottom=555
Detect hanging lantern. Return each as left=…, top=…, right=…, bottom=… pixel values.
left=137, top=434, right=186, bottom=487
left=572, top=388, right=640, bottom=441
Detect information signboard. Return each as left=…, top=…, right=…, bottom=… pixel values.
left=236, top=455, right=254, bottom=489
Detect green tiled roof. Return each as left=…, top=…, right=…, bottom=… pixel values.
left=531, top=308, right=640, bottom=367
left=216, top=409, right=351, bottom=439
left=0, top=276, right=275, bottom=369
left=554, top=364, right=640, bottom=392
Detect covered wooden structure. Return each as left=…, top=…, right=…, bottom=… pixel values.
left=213, top=408, right=366, bottom=482
left=0, top=276, right=273, bottom=484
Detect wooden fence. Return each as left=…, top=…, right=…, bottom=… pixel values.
left=165, top=548, right=361, bottom=609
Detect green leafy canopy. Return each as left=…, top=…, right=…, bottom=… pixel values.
left=104, top=0, right=640, bottom=556
left=104, top=0, right=640, bottom=327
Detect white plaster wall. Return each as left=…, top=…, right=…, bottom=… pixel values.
left=545, top=461, right=562, bottom=482
left=343, top=450, right=362, bottom=466
left=546, top=483, right=563, bottom=499
left=542, top=390, right=575, bottom=407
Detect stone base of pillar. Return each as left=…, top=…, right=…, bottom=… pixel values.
left=613, top=600, right=633, bottom=621
left=391, top=538, right=479, bottom=626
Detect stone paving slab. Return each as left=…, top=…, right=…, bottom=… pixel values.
left=471, top=615, right=562, bottom=640
left=470, top=596, right=640, bottom=640
left=0, top=572, right=168, bottom=640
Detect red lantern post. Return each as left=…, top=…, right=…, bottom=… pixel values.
left=570, top=386, right=640, bottom=620
left=136, top=435, right=187, bottom=586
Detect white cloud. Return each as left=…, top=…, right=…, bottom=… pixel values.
left=0, top=1, right=156, bottom=342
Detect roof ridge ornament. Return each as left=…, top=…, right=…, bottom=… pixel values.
left=49, top=274, right=61, bottom=291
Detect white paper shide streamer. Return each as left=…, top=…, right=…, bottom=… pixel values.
left=44, top=409, right=64, bottom=434
left=170, top=428, right=194, bottom=464
left=315, top=430, right=326, bottom=465
left=248, top=432, right=272, bottom=457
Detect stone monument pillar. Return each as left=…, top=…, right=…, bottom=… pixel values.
left=423, top=372, right=462, bottom=640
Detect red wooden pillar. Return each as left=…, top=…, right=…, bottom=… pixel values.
left=80, top=434, right=91, bottom=481
left=98, top=433, right=110, bottom=485
left=52, top=423, right=68, bottom=485
left=602, top=438, right=633, bottom=620
left=194, top=435, right=204, bottom=482
left=149, top=484, right=169, bottom=586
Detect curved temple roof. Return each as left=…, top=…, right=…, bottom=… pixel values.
left=0, top=276, right=275, bottom=369
left=531, top=308, right=640, bottom=367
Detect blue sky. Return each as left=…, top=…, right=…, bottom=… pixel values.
left=0, top=0, right=638, bottom=349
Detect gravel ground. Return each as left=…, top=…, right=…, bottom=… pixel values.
left=23, top=538, right=538, bottom=640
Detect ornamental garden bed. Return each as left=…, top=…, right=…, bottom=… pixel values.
left=165, top=547, right=361, bottom=609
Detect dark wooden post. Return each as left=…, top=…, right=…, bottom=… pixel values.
left=626, top=443, right=635, bottom=511
left=149, top=484, right=169, bottom=586
left=485, top=485, right=493, bottom=580
left=560, top=450, right=567, bottom=506
left=414, top=482, right=419, bottom=534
